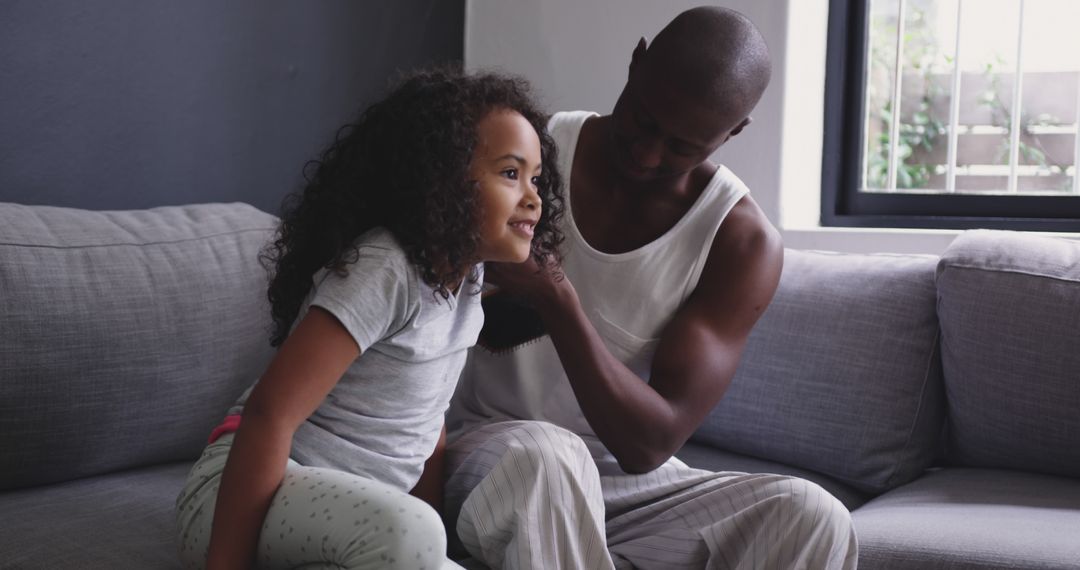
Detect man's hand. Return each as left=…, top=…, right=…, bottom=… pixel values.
left=526, top=197, right=783, bottom=474
left=484, top=254, right=566, bottom=308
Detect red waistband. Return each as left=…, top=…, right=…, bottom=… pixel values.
left=208, top=414, right=242, bottom=444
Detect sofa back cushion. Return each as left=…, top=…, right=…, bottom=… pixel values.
left=0, top=202, right=277, bottom=490
left=691, top=249, right=945, bottom=494
left=937, top=230, right=1080, bottom=478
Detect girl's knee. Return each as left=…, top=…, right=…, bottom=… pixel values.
left=261, top=467, right=448, bottom=569
left=339, top=495, right=448, bottom=568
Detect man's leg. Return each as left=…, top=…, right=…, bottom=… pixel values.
left=602, top=457, right=858, bottom=570
left=444, top=421, right=615, bottom=570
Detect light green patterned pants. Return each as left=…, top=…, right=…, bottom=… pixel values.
left=175, top=433, right=462, bottom=570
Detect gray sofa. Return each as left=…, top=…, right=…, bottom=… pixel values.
left=2, top=201, right=1079, bottom=569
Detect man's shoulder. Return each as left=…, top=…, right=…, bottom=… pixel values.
left=547, top=110, right=600, bottom=146
left=698, top=162, right=751, bottom=194
left=710, top=195, right=782, bottom=270
left=548, top=110, right=598, bottom=130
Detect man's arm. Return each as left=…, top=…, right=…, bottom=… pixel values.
left=494, top=198, right=782, bottom=473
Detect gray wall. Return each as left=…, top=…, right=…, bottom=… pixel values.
left=0, top=1, right=464, bottom=214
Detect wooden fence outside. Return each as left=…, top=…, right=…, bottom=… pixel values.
left=866, top=70, right=1079, bottom=193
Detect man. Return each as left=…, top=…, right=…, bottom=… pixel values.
left=444, top=6, right=858, bottom=569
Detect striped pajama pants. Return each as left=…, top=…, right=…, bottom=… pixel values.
left=444, top=421, right=858, bottom=570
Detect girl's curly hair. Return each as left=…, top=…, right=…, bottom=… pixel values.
left=262, top=67, right=565, bottom=347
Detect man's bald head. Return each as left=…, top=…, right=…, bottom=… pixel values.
left=639, top=6, right=771, bottom=120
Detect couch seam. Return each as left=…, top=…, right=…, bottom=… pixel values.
left=0, top=227, right=277, bottom=250
left=880, top=325, right=941, bottom=491
left=943, top=262, right=1080, bottom=285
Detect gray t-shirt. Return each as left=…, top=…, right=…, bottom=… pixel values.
left=232, top=227, right=484, bottom=491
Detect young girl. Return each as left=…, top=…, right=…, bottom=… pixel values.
left=175, top=68, right=563, bottom=570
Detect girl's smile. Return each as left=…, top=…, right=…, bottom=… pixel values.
left=469, top=109, right=544, bottom=263
left=508, top=218, right=536, bottom=238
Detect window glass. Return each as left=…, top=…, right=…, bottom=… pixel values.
left=953, top=0, right=1019, bottom=193
left=1016, top=0, right=1080, bottom=194
left=859, top=0, right=1079, bottom=196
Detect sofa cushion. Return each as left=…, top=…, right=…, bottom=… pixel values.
left=937, top=230, right=1080, bottom=479
left=852, top=468, right=1080, bottom=569
left=691, top=249, right=945, bottom=494
left=676, top=441, right=869, bottom=510
left=0, top=462, right=189, bottom=569
left=0, top=202, right=277, bottom=490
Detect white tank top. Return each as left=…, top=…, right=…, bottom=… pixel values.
left=446, top=110, right=750, bottom=439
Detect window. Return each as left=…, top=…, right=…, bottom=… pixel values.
left=823, top=0, right=1080, bottom=230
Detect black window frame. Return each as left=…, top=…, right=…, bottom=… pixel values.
left=822, top=0, right=1080, bottom=232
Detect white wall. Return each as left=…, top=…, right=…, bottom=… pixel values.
left=774, top=0, right=963, bottom=254
left=464, top=0, right=789, bottom=236
left=464, top=0, right=969, bottom=254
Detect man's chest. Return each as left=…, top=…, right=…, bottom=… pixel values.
left=570, top=176, right=692, bottom=254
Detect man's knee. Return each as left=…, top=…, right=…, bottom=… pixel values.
left=777, top=478, right=857, bottom=568
left=452, top=421, right=594, bottom=482
left=711, top=475, right=854, bottom=541
left=707, top=476, right=855, bottom=568
left=450, top=421, right=602, bottom=526
left=775, top=478, right=855, bottom=543
left=452, top=422, right=611, bottom=568
left=496, top=421, right=592, bottom=474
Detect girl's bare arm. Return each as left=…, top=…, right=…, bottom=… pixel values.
left=205, top=307, right=359, bottom=570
